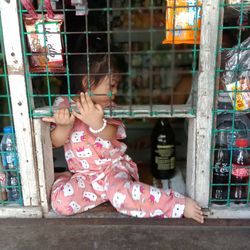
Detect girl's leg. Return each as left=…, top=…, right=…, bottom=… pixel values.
left=106, top=168, right=186, bottom=218
left=51, top=173, right=106, bottom=216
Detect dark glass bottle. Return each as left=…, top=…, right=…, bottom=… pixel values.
left=231, top=138, right=249, bottom=204
left=212, top=132, right=230, bottom=205
left=151, top=119, right=176, bottom=179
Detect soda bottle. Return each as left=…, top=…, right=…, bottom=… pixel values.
left=212, top=132, right=230, bottom=205
left=230, top=138, right=249, bottom=204
left=151, top=119, right=176, bottom=179
left=0, top=126, right=20, bottom=202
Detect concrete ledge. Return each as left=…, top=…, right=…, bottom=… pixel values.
left=0, top=218, right=249, bottom=250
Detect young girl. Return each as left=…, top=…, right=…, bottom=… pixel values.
left=42, top=54, right=204, bottom=223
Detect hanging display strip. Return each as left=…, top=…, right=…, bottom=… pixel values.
left=20, top=0, right=65, bottom=72
left=209, top=0, right=250, bottom=210
left=0, top=14, right=23, bottom=207
left=0, top=0, right=41, bottom=210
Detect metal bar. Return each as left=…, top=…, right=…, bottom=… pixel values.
left=33, top=104, right=196, bottom=118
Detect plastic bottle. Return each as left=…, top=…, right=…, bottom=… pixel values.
left=212, top=131, right=230, bottom=205
left=0, top=126, right=20, bottom=202
left=151, top=119, right=176, bottom=179
left=230, top=138, right=249, bottom=204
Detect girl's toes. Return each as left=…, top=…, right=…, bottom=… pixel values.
left=195, top=215, right=204, bottom=223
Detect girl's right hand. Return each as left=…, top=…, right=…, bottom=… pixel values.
left=72, top=92, right=104, bottom=129
left=42, top=108, right=75, bottom=128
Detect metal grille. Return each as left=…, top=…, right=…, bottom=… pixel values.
left=17, top=0, right=201, bottom=118
left=210, top=1, right=250, bottom=207
left=0, top=14, right=23, bottom=206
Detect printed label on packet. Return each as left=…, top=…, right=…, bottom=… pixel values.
left=35, top=21, right=63, bottom=64
left=225, top=79, right=250, bottom=110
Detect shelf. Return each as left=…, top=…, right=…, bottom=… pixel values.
left=33, top=104, right=196, bottom=118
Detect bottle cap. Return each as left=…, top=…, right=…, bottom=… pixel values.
left=3, top=126, right=14, bottom=134
left=235, top=138, right=248, bottom=148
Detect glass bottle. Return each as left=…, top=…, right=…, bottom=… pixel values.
left=151, top=119, right=176, bottom=179
left=212, top=132, right=230, bottom=205
left=230, top=138, right=249, bottom=204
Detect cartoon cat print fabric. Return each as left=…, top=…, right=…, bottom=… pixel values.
left=51, top=96, right=185, bottom=218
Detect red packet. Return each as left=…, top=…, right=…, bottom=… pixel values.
left=21, top=0, right=65, bottom=72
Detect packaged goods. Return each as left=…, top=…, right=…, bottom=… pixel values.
left=212, top=131, right=230, bottom=205
left=213, top=113, right=250, bottom=204
left=162, top=0, right=202, bottom=44
left=0, top=127, right=21, bottom=202
left=231, top=138, right=249, bottom=204
left=225, top=78, right=250, bottom=110
left=21, top=0, right=65, bottom=72
left=222, top=36, right=250, bottom=110
left=151, top=119, right=176, bottom=179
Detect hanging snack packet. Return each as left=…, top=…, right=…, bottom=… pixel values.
left=21, top=0, right=65, bottom=72
left=162, top=0, right=202, bottom=44
left=225, top=78, right=250, bottom=111
left=222, top=36, right=250, bottom=111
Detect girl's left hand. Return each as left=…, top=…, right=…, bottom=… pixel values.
left=73, top=92, right=104, bottom=129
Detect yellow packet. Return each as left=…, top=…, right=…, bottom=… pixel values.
left=226, top=79, right=250, bottom=111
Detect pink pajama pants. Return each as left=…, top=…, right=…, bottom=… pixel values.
left=51, top=168, right=186, bottom=218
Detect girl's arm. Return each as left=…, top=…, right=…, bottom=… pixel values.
left=42, top=108, right=75, bottom=147
left=72, top=92, right=117, bottom=141
left=88, top=120, right=118, bottom=141
left=50, top=124, right=73, bottom=147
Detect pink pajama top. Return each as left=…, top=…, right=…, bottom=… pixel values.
left=52, top=96, right=139, bottom=183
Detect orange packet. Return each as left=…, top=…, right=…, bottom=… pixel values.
left=162, top=0, right=202, bottom=45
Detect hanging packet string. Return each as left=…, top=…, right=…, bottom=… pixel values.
left=20, top=0, right=38, bottom=19
left=20, top=0, right=55, bottom=19
left=44, top=0, right=55, bottom=19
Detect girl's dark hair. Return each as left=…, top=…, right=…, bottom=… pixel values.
left=70, top=53, right=126, bottom=94
left=69, top=37, right=126, bottom=94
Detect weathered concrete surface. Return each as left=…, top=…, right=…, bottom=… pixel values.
left=0, top=218, right=249, bottom=250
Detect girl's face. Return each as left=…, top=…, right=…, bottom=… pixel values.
left=88, top=75, right=120, bottom=107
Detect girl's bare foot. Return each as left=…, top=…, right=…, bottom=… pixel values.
left=183, top=197, right=204, bottom=224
